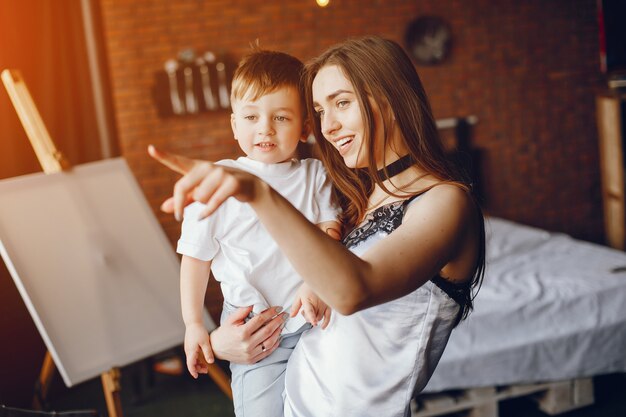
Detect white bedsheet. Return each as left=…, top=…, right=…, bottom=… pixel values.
left=423, top=217, right=626, bottom=392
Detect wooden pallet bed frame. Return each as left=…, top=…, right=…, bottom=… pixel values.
left=413, top=378, right=594, bottom=417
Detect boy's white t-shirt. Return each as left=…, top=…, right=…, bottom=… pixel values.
left=177, top=156, right=339, bottom=333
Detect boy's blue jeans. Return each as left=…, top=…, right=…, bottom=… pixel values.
left=221, top=302, right=311, bottom=417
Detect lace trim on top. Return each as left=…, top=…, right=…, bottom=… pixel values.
left=342, top=200, right=406, bottom=249
left=342, top=196, right=469, bottom=322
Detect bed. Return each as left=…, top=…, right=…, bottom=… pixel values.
left=424, top=216, right=626, bottom=393
left=412, top=118, right=626, bottom=416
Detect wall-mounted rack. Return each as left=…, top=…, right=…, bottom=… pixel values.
left=153, top=49, right=234, bottom=117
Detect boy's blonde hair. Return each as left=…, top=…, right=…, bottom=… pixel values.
left=230, top=48, right=305, bottom=113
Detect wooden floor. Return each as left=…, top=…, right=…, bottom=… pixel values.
left=13, top=352, right=626, bottom=417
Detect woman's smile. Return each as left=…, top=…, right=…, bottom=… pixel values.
left=334, top=135, right=355, bottom=155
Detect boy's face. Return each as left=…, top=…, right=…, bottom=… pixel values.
left=231, top=86, right=306, bottom=164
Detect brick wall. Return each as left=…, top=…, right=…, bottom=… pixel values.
left=98, top=0, right=604, bottom=316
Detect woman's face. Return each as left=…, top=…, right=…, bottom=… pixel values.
left=311, top=65, right=385, bottom=169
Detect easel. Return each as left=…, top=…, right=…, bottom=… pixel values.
left=1, top=69, right=232, bottom=415
left=1, top=68, right=123, bottom=416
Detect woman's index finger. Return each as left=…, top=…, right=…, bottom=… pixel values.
left=148, top=144, right=196, bottom=175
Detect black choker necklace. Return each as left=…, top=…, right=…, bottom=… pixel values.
left=376, top=154, right=414, bottom=181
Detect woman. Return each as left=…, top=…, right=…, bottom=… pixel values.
left=151, top=36, right=485, bottom=417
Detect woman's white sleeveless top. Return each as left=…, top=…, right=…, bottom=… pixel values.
left=284, top=198, right=463, bottom=417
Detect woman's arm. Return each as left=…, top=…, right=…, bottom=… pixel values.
left=248, top=182, right=475, bottom=314
left=150, top=146, right=477, bottom=315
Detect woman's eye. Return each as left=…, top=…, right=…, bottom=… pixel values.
left=275, top=115, right=288, bottom=122
left=337, top=100, right=349, bottom=108
left=315, top=108, right=325, bottom=117
left=243, top=115, right=256, bottom=120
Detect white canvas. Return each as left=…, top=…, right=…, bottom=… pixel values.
left=0, top=158, right=213, bottom=386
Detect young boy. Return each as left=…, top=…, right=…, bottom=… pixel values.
left=176, top=49, right=341, bottom=417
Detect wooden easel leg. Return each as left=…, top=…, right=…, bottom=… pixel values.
left=32, top=351, right=56, bottom=409
left=101, top=368, right=124, bottom=417
left=206, top=363, right=233, bottom=400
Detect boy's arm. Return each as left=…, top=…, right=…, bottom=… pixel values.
left=290, top=221, right=342, bottom=328
left=314, top=159, right=342, bottom=241
left=180, top=255, right=214, bottom=378
left=291, top=282, right=332, bottom=328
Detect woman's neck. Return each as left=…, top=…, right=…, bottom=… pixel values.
left=374, top=147, right=426, bottom=193
left=375, top=154, right=413, bottom=181
left=381, top=168, right=428, bottom=192
left=366, top=133, right=432, bottom=208
left=365, top=165, right=432, bottom=213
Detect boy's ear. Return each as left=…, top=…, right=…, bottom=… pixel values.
left=300, top=119, right=311, bottom=143
left=230, top=113, right=238, bottom=140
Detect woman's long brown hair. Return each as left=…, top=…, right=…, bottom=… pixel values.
left=303, top=35, right=485, bottom=322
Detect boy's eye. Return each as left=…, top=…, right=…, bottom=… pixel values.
left=244, top=115, right=257, bottom=120
left=274, top=115, right=288, bottom=122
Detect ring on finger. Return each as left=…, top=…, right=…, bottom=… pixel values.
left=261, top=343, right=266, bottom=352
